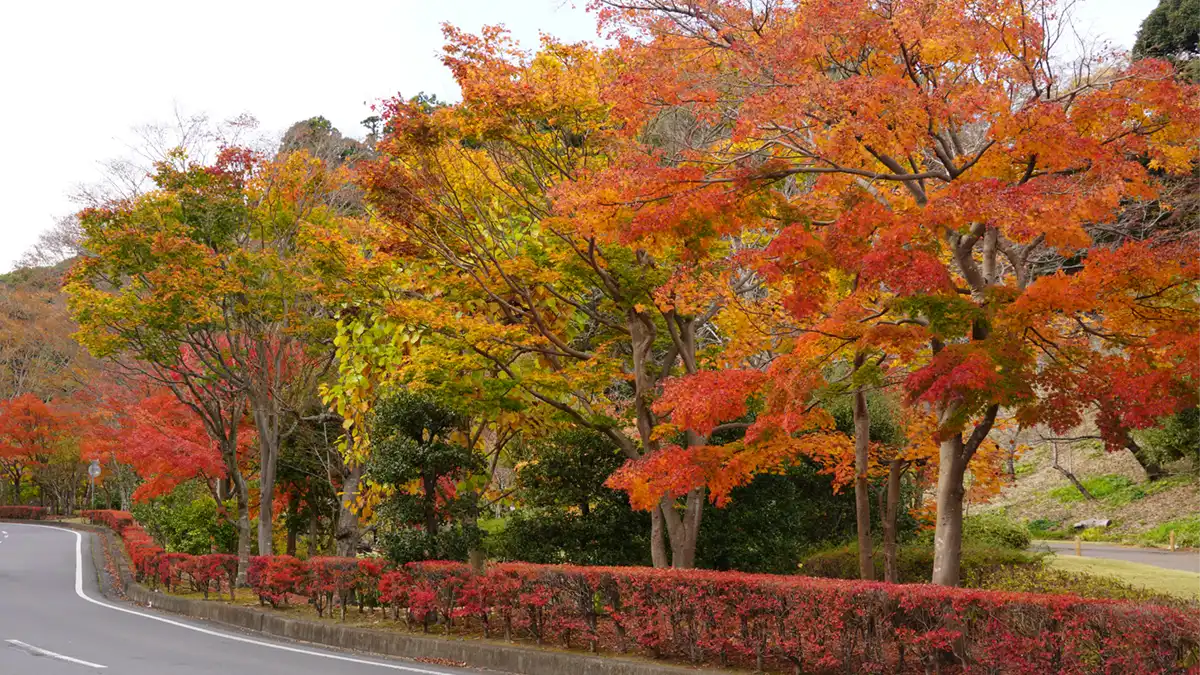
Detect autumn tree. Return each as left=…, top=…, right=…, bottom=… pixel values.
left=0, top=394, right=61, bottom=503
left=0, top=270, right=91, bottom=402
left=67, top=149, right=261, bottom=577
left=337, top=26, right=784, bottom=568
left=67, top=132, right=360, bottom=567
left=100, top=386, right=234, bottom=502
left=593, top=0, right=1199, bottom=585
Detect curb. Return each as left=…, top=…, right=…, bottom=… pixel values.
left=4, top=519, right=732, bottom=675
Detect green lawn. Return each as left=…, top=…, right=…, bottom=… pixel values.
left=1048, top=554, right=1200, bottom=600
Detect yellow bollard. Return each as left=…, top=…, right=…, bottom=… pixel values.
left=1075, top=535, right=1082, bottom=556
left=1170, top=530, right=1176, bottom=552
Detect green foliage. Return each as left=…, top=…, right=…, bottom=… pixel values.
left=825, top=388, right=904, bottom=446
left=695, top=460, right=916, bottom=574
left=491, top=430, right=650, bottom=566
left=1135, top=0, right=1200, bottom=59
left=130, top=482, right=238, bottom=555
left=802, top=542, right=1042, bottom=583
left=1139, top=515, right=1200, bottom=548
left=1136, top=407, right=1200, bottom=466
left=967, top=564, right=1191, bottom=607
left=1048, top=474, right=1144, bottom=505
left=1078, top=527, right=1115, bottom=542
left=1027, top=518, right=1071, bottom=540
left=488, top=504, right=651, bottom=566
left=378, top=524, right=478, bottom=565
left=962, top=512, right=1031, bottom=550
left=368, top=390, right=483, bottom=565
left=494, top=430, right=898, bottom=573
left=514, top=429, right=626, bottom=513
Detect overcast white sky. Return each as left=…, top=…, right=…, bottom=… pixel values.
left=0, top=0, right=1157, bottom=272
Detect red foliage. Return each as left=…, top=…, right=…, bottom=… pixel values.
left=249, top=555, right=310, bottom=608
left=0, top=506, right=47, bottom=520
left=81, top=510, right=164, bottom=584
left=98, top=389, right=229, bottom=501
left=80, top=509, right=1199, bottom=672
left=653, top=369, right=767, bottom=436
left=182, top=554, right=239, bottom=600
left=307, top=557, right=366, bottom=618
left=81, top=509, right=136, bottom=534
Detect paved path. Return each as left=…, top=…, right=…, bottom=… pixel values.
left=0, top=523, right=481, bottom=674
left=1033, top=539, right=1200, bottom=573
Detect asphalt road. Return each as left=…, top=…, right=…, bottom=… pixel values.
left=0, top=523, right=482, bottom=674
left=1034, top=539, right=1200, bottom=573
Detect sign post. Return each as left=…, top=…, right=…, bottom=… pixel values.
left=87, top=460, right=102, bottom=510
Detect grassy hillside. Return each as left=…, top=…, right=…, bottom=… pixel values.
left=985, top=439, right=1199, bottom=548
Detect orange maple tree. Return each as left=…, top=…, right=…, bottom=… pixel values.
left=581, top=0, right=1199, bottom=584
left=0, top=394, right=62, bottom=503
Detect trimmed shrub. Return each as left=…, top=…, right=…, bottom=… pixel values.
left=249, top=555, right=309, bottom=608
left=84, top=510, right=1200, bottom=673
left=81, top=509, right=136, bottom=534
left=964, top=512, right=1032, bottom=549
left=182, top=554, right=238, bottom=600
left=307, top=557, right=363, bottom=619
left=0, top=506, right=47, bottom=520
left=386, top=563, right=1197, bottom=673
left=801, top=542, right=1041, bottom=583
left=969, top=564, right=1192, bottom=607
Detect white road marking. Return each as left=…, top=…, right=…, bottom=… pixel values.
left=6, top=639, right=107, bottom=669
left=9, top=524, right=453, bottom=674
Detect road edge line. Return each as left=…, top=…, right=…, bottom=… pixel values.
left=8, top=523, right=451, bottom=675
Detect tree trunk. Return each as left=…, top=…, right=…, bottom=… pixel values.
left=231, top=468, right=252, bottom=585
left=286, top=521, right=298, bottom=557
left=658, top=489, right=704, bottom=569
left=931, top=435, right=967, bottom=586
left=219, top=436, right=252, bottom=584
left=308, top=508, right=320, bottom=557
left=650, top=503, right=668, bottom=568
left=1051, top=443, right=1096, bottom=501
left=1124, top=436, right=1165, bottom=481
left=286, top=491, right=299, bottom=557
left=852, top=370, right=874, bottom=580
left=256, top=421, right=279, bottom=556
left=421, top=472, right=439, bottom=537
left=882, top=459, right=905, bottom=584
left=334, top=462, right=364, bottom=557
left=257, top=468, right=275, bottom=555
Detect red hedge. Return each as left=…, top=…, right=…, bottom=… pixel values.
left=80, top=510, right=1199, bottom=673
left=0, top=506, right=47, bottom=520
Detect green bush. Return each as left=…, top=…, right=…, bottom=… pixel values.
left=488, top=504, right=651, bottom=567
left=130, top=482, right=239, bottom=555
left=1139, top=516, right=1200, bottom=549
left=801, top=542, right=1042, bottom=583
left=1079, top=526, right=1115, bottom=542
left=1048, top=474, right=1145, bottom=505
left=968, top=564, right=1191, bottom=607
left=963, top=512, right=1031, bottom=549
left=378, top=524, right=478, bottom=565
left=1027, top=518, right=1071, bottom=540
